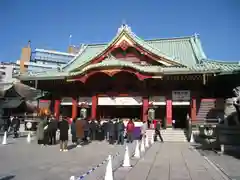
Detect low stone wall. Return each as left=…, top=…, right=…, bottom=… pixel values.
left=217, top=125, right=240, bottom=145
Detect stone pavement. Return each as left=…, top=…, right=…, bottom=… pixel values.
left=0, top=136, right=136, bottom=180
left=113, top=142, right=230, bottom=180
left=198, top=148, right=240, bottom=180
left=1, top=135, right=235, bottom=180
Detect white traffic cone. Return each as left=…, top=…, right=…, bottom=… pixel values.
left=151, top=133, right=154, bottom=145
left=69, top=176, right=75, bottom=180
left=140, top=137, right=145, bottom=153
left=104, top=155, right=113, bottom=180
left=190, top=132, right=195, bottom=143
left=134, top=140, right=140, bottom=158
left=123, top=145, right=131, bottom=167
left=145, top=135, right=149, bottom=148
left=220, top=144, right=225, bottom=154
left=2, top=131, right=7, bottom=145
left=27, top=132, right=31, bottom=143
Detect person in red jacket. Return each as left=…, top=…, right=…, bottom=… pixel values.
left=126, top=119, right=135, bottom=143
left=153, top=119, right=157, bottom=129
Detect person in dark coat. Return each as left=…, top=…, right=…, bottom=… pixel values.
left=11, top=116, right=20, bottom=138
left=43, top=117, right=50, bottom=145
left=108, top=120, right=115, bottom=144
left=116, top=119, right=125, bottom=145
left=114, top=119, right=119, bottom=142
left=58, top=116, right=69, bottom=151
left=75, top=118, right=84, bottom=147
left=37, top=117, right=48, bottom=145
left=96, top=120, right=104, bottom=141
left=48, top=116, right=58, bottom=145
left=71, top=118, right=77, bottom=145
left=89, top=120, right=97, bottom=141
left=102, top=121, right=108, bottom=141
left=82, top=119, right=89, bottom=142
left=154, top=120, right=164, bottom=142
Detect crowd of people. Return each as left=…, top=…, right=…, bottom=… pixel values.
left=1, top=114, right=164, bottom=151
left=36, top=116, right=143, bottom=152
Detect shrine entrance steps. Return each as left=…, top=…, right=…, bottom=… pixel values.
left=146, top=129, right=188, bottom=142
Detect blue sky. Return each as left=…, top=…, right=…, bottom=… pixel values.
left=0, top=0, right=239, bottom=62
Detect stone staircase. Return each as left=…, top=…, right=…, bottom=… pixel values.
left=196, top=98, right=224, bottom=122
left=196, top=99, right=216, bottom=121
left=146, top=129, right=188, bottom=142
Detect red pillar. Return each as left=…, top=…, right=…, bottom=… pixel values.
left=54, top=100, right=61, bottom=120
left=72, top=98, right=78, bottom=120
left=142, top=97, right=149, bottom=122
left=191, top=98, right=197, bottom=121
left=166, top=99, right=172, bottom=127
left=91, top=95, right=97, bottom=119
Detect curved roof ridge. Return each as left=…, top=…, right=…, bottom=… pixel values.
left=189, top=37, right=203, bottom=64
left=203, top=59, right=240, bottom=65
left=145, top=35, right=193, bottom=42
left=70, top=59, right=164, bottom=76
left=70, top=35, right=195, bottom=47
left=193, top=35, right=207, bottom=59
left=87, top=43, right=107, bottom=47
left=62, top=44, right=88, bottom=70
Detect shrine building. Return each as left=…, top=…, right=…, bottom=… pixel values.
left=17, top=24, right=240, bottom=128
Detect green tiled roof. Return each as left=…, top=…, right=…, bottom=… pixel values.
left=63, top=24, right=205, bottom=72
left=70, top=56, right=239, bottom=76
left=17, top=58, right=240, bottom=81
left=70, top=58, right=163, bottom=76
left=147, top=35, right=206, bottom=67
left=16, top=24, right=240, bottom=81
left=17, top=69, right=68, bottom=81
left=200, top=59, right=240, bottom=71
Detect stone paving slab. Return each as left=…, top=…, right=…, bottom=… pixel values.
left=111, top=142, right=161, bottom=180
left=113, top=142, right=229, bottom=180
left=79, top=141, right=136, bottom=180
left=0, top=137, right=134, bottom=180
left=198, top=149, right=240, bottom=180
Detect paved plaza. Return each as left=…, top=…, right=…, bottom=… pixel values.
left=113, top=143, right=230, bottom=180
left=198, top=148, right=240, bottom=180
left=0, top=135, right=239, bottom=180
left=0, top=136, right=136, bottom=180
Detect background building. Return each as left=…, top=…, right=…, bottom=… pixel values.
left=0, top=62, right=19, bottom=83
left=17, top=41, right=77, bottom=73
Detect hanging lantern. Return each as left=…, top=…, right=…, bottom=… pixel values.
left=148, top=108, right=155, bottom=121
left=80, top=108, right=87, bottom=119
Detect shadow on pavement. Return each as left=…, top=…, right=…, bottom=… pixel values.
left=67, top=140, right=91, bottom=150
left=193, top=142, right=240, bottom=160
left=0, top=175, right=15, bottom=180
left=68, top=144, right=77, bottom=150
left=224, top=150, right=240, bottom=160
